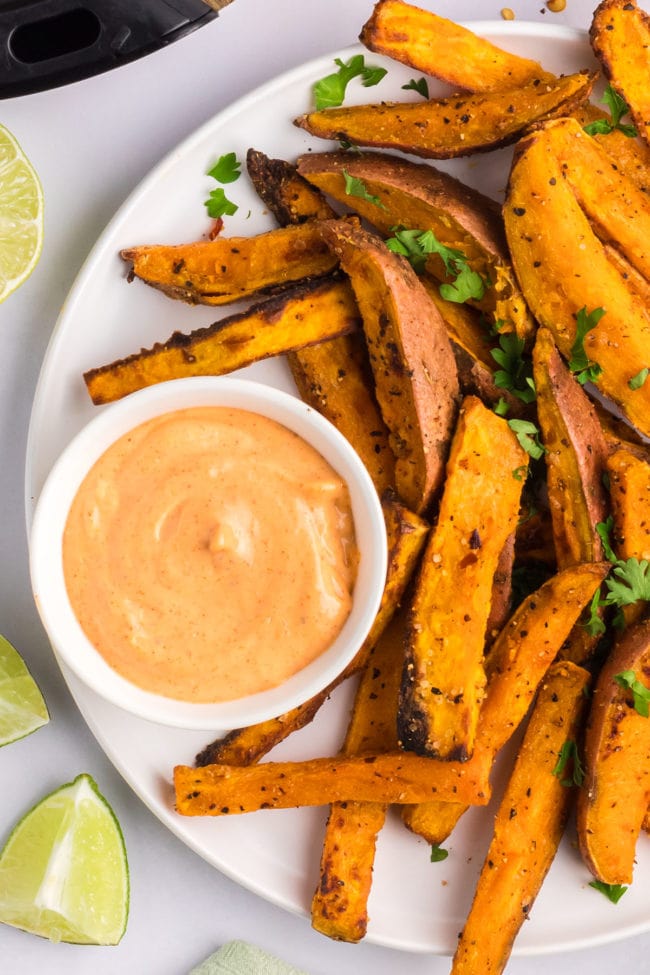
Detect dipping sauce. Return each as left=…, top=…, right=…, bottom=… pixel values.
left=62, top=406, right=358, bottom=702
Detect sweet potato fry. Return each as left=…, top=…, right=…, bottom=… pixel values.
left=505, top=117, right=650, bottom=438
left=360, top=0, right=552, bottom=91
left=297, top=150, right=534, bottom=341
left=399, top=396, right=527, bottom=760
left=120, top=218, right=350, bottom=305
left=84, top=275, right=359, bottom=404
left=451, top=661, right=591, bottom=975
left=318, top=221, right=459, bottom=514
left=591, top=0, right=650, bottom=147
left=401, top=562, right=608, bottom=843
left=289, top=333, right=395, bottom=497
left=246, top=147, right=337, bottom=224
left=174, top=749, right=491, bottom=816
left=533, top=327, right=609, bottom=568
left=195, top=495, right=428, bottom=767
left=311, top=610, right=403, bottom=942
left=605, top=446, right=650, bottom=629
left=294, top=72, right=595, bottom=160
left=577, top=618, right=650, bottom=884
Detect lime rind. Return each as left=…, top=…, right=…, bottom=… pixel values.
left=0, top=773, right=129, bottom=944
left=0, top=123, right=44, bottom=303
left=0, top=634, right=49, bottom=746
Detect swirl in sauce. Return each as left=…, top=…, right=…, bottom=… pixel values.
left=63, top=406, right=358, bottom=702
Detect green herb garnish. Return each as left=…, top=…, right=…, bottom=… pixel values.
left=629, top=367, right=649, bottom=390
left=430, top=844, right=449, bottom=863
left=583, top=85, right=637, bottom=138
left=402, top=77, right=429, bottom=98
left=491, top=333, right=536, bottom=404
left=204, top=152, right=241, bottom=219
left=507, top=419, right=546, bottom=460
left=385, top=227, right=487, bottom=302
left=552, top=739, right=585, bottom=787
left=595, top=515, right=617, bottom=563
left=589, top=880, right=628, bottom=904
left=569, top=306, right=605, bottom=385
left=313, top=54, right=387, bottom=110
left=613, top=669, right=650, bottom=717
left=342, top=170, right=386, bottom=208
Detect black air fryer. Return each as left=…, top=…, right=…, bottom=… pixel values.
left=0, top=0, right=230, bottom=98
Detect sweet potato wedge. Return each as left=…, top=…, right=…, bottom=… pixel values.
left=591, top=0, right=650, bottom=146
left=533, top=327, right=609, bottom=568
left=288, top=333, right=395, bottom=497
left=311, top=610, right=403, bottom=942
left=294, top=72, right=596, bottom=160
left=360, top=0, right=552, bottom=91
left=174, top=748, right=491, bottom=816
left=297, top=150, right=534, bottom=341
left=246, top=147, right=337, bottom=224
left=399, top=396, right=528, bottom=760
left=318, top=220, right=459, bottom=514
left=577, top=617, right=650, bottom=884
left=451, top=661, right=591, bottom=975
left=84, top=275, right=359, bottom=404
left=505, top=117, right=650, bottom=438
left=120, top=218, right=349, bottom=305
left=401, top=562, right=609, bottom=843
left=606, top=447, right=650, bottom=626
left=195, top=495, right=428, bottom=767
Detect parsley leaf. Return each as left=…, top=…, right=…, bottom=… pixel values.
left=430, top=844, right=449, bottom=863
left=507, top=419, right=546, bottom=460
left=203, top=152, right=240, bottom=219
left=614, top=669, right=650, bottom=717
left=629, top=367, right=649, bottom=390
left=385, top=227, right=487, bottom=302
left=491, top=333, right=536, bottom=404
left=402, top=77, right=430, bottom=98
left=583, top=85, right=638, bottom=138
left=569, top=307, right=605, bottom=385
left=313, top=54, right=387, bottom=110
left=494, top=397, right=510, bottom=417
left=584, top=588, right=607, bottom=638
left=552, top=739, right=585, bottom=787
left=206, top=151, right=241, bottom=184
left=605, top=558, right=650, bottom=607
left=342, top=170, right=386, bottom=208
left=589, top=880, right=628, bottom=904
left=204, top=187, right=238, bottom=219
left=595, top=516, right=617, bottom=563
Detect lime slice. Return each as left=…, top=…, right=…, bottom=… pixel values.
left=0, top=123, right=44, bottom=302
left=0, top=773, right=129, bottom=944
left=0, top=633, right=49, bottom=746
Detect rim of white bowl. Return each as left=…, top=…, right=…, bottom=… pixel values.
left=29, top=376, right=387, bottom=730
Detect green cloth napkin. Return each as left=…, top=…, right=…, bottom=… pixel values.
left=190, top=940, right=309, bottom=975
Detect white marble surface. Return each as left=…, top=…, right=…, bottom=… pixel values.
left=0, top=0, right=646, bottom=972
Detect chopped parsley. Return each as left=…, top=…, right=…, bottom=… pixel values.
left=507, top=418, right=546, bottom=460
left=494, top=397, right=510, bottom=417
left=595, top=515, right=617, bottom=563
left=385, top=227, right=487, bottom=302
left=402, top=77, right=430, bottom=98
left=583, top=85, right=637, bottom=138
left=568, top=306, right=605, bottom=385
left=605, top=558, right=650, bottom=608
left=204, top=152, right=241, bottom=219
left=589, top=880, right=628, bottom=904
left=430, top=844, right=449, bottom=863
left=313, top=54, right=387, bottom=110
left=490, top=333, right=536, bottom=404
left=613, top=669, right=650, bottom=717
left=342, top=170, right=386, bottom=208
left=629, top=367, right=649, bottom=390
left=552, top=739, right=585, bottom=787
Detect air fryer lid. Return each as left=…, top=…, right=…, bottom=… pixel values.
left=0, top=0, right=223, bottom=97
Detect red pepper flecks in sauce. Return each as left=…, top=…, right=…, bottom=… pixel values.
left=63, top=406, right=358, bottom=702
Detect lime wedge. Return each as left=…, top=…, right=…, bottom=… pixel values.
left=0, top=633, right=49, bottom=746
left=0, top=774, right=129, bottom=944
left=0, top=123, right=44, bottom=303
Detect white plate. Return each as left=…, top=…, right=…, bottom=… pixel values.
left=25, top=22, right=650, bottom=955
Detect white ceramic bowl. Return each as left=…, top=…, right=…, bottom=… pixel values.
left=30, top=376, right=387, bottom=730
